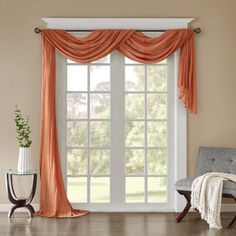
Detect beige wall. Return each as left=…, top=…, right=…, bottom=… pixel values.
left=0, top=0, right=236, bottom=204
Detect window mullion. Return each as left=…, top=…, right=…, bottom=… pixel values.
left=144, top=65, right=148, bottom=203
left=110, top=51, right=125, bottom=205
left=87, top=64, right=91, bottom=203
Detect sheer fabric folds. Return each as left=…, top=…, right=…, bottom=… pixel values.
left=37, top=29, right=197, bottom=217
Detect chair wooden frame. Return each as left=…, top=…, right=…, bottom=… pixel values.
left=176, top=190, right=236, bottom=227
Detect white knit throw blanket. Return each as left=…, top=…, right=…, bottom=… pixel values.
left=191, top=172, right=236, bottom=229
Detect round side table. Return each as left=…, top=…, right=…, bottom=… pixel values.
left=5, top=170, right=38, bottom=218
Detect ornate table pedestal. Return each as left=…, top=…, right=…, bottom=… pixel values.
left=5, top=171, right=37, bottom=218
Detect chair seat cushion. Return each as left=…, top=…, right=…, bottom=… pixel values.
left=175, top=178, right=195, bottom=192
left=175, top=178, right=236, bottom=198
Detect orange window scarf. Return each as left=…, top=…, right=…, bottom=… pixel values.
left=37, top=29, right=196, bottom=217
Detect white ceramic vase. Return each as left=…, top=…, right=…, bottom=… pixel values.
left=17, top=147, right=30, bottom=173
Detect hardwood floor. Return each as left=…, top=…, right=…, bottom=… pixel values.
left=0, top=212, right=235, bottom=236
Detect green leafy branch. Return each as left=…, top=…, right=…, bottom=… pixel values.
left=14, top=106, right=32, bottom=148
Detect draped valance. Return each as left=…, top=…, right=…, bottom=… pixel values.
left=37, top=29, right=197, bottom=217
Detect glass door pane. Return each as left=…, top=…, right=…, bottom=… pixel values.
left=125, top=58, right=168, bottom=203
left=66, top=54, right=111, bottom=203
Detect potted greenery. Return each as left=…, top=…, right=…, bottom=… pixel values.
left=14, top=106, right=32, bottom=173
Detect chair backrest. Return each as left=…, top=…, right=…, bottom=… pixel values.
left=196, top=147, right=236, bottom=176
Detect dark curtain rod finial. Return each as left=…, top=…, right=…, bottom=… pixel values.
left=193, top=27, right=201, bottom=33
left=34, top=28, right=41, bottom=33
left=34, top=27, right=201, bottom=34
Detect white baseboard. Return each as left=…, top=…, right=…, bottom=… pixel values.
left=221, top=204, right=236, bottom=212
left=188, top=204, right=236, bottom=213
left=0, top=204, right=234, bottom=212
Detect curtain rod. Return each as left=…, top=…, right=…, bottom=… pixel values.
left=34, top=27, right=201, bottom=34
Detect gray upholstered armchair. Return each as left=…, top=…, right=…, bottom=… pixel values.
left=175, top=147, right=236, bottom=227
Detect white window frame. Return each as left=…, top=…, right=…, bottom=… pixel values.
left=43, top=18, right=193, bottom=212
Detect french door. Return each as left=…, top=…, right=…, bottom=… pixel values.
left=57, top=37, right=175, bottom=211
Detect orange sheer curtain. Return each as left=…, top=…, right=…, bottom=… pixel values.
left=37, top=29, right=196, bottom=218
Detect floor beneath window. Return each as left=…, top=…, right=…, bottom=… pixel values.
left=0, top=212, right=235, bottom=236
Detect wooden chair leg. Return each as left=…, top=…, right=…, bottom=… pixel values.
left=176, top=193, right=191, bottom=223
left=228, top=216, right=236, bottom=228
left=227, top=197, right=236, bottom=228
